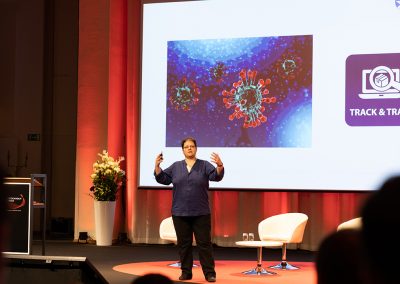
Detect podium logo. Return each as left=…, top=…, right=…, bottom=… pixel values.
left=7, top=194, right=26, bottom=210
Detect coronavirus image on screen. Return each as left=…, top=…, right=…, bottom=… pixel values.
left=166, top=35, right=312, bottom=148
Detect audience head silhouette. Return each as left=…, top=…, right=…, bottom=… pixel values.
left=131, top=273, right=173, bottom=284
left=316, top=229, right=368, bottom=284
left=361, top=175, right=400, bottom=284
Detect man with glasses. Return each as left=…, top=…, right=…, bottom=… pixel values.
left=154, top=137, right=224, bottom=282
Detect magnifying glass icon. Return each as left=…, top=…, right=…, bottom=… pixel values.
left=369, top=65, right=400, bottom=92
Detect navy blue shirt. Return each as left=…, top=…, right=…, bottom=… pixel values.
left=154, top=159, right=224, bottom=216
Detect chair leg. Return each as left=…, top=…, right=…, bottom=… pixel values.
left=242, top=247, right=276, bottom=275
left=167, top=261, right=199, bottom=267
left=269, top=243, right=299, bottom=270
left=168, top=261, right=181, bottom=267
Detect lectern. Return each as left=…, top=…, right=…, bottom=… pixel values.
left=3, top=174, right=47, bottom=255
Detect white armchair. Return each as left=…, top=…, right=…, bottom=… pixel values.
left=159, top=216, right=198, bottom=268
left=258, top=212, right=309, bottom=270
left=337, top=217, right=362, bottom=231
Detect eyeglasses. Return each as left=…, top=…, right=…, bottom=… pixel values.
left=183, top=145, right=196, bottom=149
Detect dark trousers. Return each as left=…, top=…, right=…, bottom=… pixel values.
left=172, top=214, right=216, bottom=277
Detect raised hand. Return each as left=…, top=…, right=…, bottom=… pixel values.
left=155, top=152, right=163, bottom=168
left=210, top=152, right=223, bottom=167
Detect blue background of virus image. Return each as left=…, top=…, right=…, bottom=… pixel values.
left=165, top=35, right=313, bottom=148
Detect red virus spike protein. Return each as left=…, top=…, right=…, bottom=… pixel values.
left=169, top=77, right=200, bottom=111
left=222, top=69, right=277, bottom=128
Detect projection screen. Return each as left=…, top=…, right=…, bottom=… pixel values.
left=139, top=0, right=400, bottom=191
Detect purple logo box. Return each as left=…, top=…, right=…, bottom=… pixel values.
left=345, top=53, right=400, bottom=126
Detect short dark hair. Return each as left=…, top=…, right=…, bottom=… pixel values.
left=181, top=137, right=197, bottom=149
left=131, top=273, right=173, bottom=284
left=316, top=229, right=366, bottom=284
left=360, top=175, right=400, bottom=283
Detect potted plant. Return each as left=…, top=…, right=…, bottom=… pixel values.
left=90, top=150, right=125, bottom=246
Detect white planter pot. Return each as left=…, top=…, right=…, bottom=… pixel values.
left=94, top=200, right=116, bottom=246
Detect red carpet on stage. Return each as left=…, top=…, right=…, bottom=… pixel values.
left=113, top=260, right=317, bottom=284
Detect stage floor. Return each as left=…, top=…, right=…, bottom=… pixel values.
left=3, top=240, right=317, bottom=284
left=114, top=260, right=316, bottom=284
